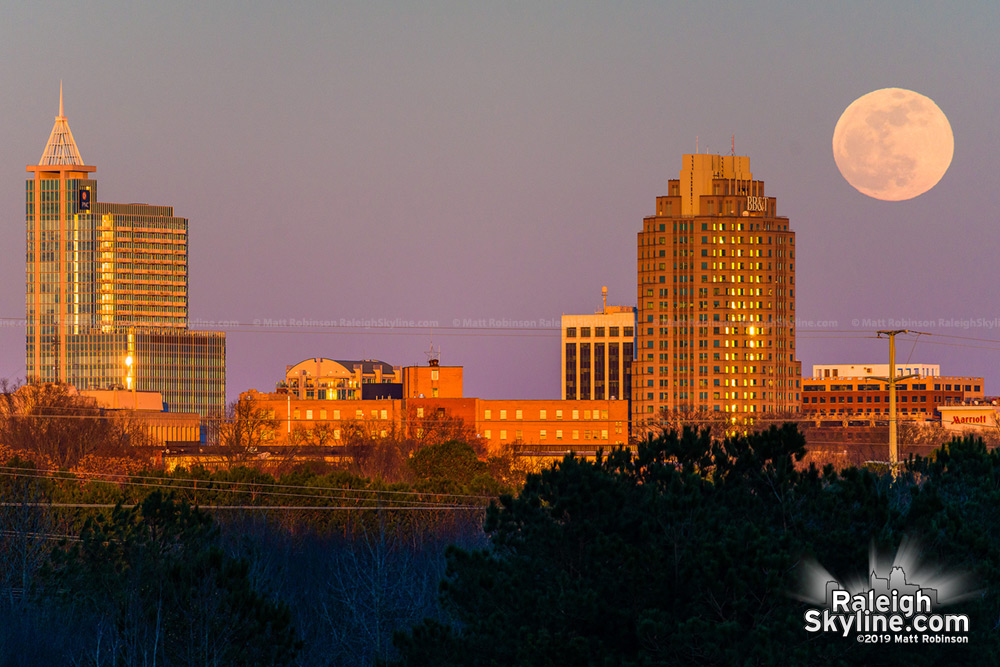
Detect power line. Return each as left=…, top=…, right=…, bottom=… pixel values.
left=0, top=470, right=490, bottom=508
left=0, top=465, right=494, bottom=502
left=1, top=502, right=483, bottom=512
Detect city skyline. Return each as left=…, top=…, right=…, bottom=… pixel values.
left=1, top=3, right=998, bottom=403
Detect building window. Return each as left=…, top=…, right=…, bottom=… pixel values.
left=431, top=369, right=439, bottom=380
left=540, top=409, right=547, bottom=420
left=306, top=409, right=313, bottom=420
left=381, top=409, right=388, bottom=420
left=556, top=429, right=563, bottom=440
left=500, top=409, right=507, bottom=420
left=540, top=429, right=547, bottom=439
left=484, top=429, right=491, bottom=439
left=417, top=407, right=424, bottom=418
left=516, top=409, right=523, bottom=420
left=572, top=430, right=579, bottom=440
left=500, top=430, right=507, bottom=440
left=556, top=410, right=563, bottom=419
left=485, top=409, right=492, bottom=419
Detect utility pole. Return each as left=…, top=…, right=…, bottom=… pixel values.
left=871, top=330, right=926, bottom=471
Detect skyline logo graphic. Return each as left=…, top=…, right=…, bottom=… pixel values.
left=794, top=537, right=976, bottom=645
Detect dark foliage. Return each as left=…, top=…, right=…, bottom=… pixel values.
left=42, top=492, right=300, bottom=666
left=391, top=426, right=1000, bottom=666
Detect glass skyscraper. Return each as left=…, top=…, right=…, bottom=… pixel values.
left=25, top=87, right=225, bottom=416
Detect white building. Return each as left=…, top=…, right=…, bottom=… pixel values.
left=811, top=363, right=940, bottom=379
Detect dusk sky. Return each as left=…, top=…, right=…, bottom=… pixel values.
left=2, top=2, right=998, bottom=402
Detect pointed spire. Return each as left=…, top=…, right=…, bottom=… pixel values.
left=39, top=83, right=84, bottom=166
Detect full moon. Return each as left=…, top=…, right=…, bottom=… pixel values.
left=832, top=88, right=953, bottom=201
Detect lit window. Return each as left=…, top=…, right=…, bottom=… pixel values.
left=500, top=409, right=507, bottom=420
left=417, top=407, right=424, bottom=418
left=485, top=409, right=492, bottom=419
left=540, top=409, right=547, bottom=420
left=516, top=409, right=523, bottom=420
left=500, top=430, right=507, bottom=440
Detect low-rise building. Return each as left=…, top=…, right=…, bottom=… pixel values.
left=247, top=360, right=630, bottom=455
left=801, top=368, right=984, bottom=420
left=82, top=388, right=201, bottom=444
left=280, top=358, right=402, bottom=400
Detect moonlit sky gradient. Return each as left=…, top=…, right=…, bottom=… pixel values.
left=1, top=2, right=998, bottom=402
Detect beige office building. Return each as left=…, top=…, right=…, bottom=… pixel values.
left=634, top=154, right=800, bottom=428
left=561, top=288, right=635, bottom=402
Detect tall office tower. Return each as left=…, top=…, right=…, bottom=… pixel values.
left=561, top=287, right=635, bottom=403
left=25, top=88, right=225, bottom=416
left=633, top=154, right=800, bottom=429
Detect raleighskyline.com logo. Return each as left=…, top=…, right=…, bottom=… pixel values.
left=796, top=540, right=974, bottom=645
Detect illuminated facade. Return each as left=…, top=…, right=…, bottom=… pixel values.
left=253, top=359, right=629, bottom=454
left=245, top=393, right=629, bottom=455
left=802, top=370, right=983, bottom=420
left=281, top=358, right=402, bottom=400
left=561, top=288, right=635, bottom=402
left=634, top=154, right=800, bottom=428
left=280, top=357, right=465, bottom=401
left=25, top=88, right=225, bottom=416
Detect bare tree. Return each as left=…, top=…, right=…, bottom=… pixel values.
left=0, top=381, right=149, bottom=469
left=215, top=395, right=280, bottom=467
left=0, top=469, right=52, bottom=605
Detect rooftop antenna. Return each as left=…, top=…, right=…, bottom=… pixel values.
left=424, top=340, right=441, bottom=366
left=602, top=286, right=608, bottom=313
left=59, top=80, right=64, bottom=117
left=695, top=136, right=699, bottom=153
left=731, top=134, right=735, bottom=156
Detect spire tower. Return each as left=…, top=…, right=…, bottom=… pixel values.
left=39, top=83, right=84, bottom=166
